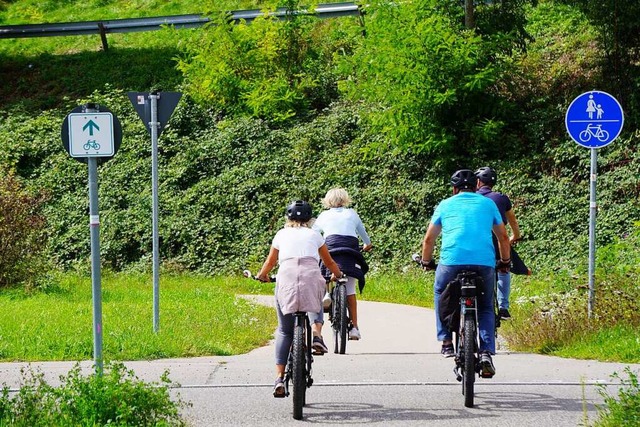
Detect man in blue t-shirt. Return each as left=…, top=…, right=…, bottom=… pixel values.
left=420, top=169, right=511, bottom=378
left=475, top=167, right=523, bottom=321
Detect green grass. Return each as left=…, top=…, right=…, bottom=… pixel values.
left=553, top=325, right=640, bottom=363
left=360, top=270, right=433, bottom=307
left=0, top=273, right=277, bottom=361
left=500, top=268, right=640, bottom=363
left=0, top=270, right=432, bottom=362
left=4, top=268, right=639, bottom=364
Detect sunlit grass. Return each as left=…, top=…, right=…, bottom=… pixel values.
left=360, top=269, right=433, bottom=308
left=0, top=273, right=277, bottom=361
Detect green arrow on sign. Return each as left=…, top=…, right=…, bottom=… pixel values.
left=83, top=120, right=100, bottom=136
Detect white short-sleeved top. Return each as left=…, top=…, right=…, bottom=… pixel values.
left=272, top=227, right=325, bottom=262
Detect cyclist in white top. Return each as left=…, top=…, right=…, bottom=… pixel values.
left=257, top=201, right=343, bottom=397
left=313, top=188, right=372, bottom=340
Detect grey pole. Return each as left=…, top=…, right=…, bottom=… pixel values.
left=85, top=103, right=104, bottom=375
left=150, top=93, right=160, bottom=333
left=587, top=148, right=597, bottom=317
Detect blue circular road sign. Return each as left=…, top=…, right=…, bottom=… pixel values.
left=565, top=90, right=624, bottom=148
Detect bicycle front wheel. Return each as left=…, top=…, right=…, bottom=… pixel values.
left=333, top=284, right=348, bottom=354
left=579, top=130, right=591, bottom=142
left=463, top=314, right=476, bottom=408
left=292, top=319, right=306, bottom=420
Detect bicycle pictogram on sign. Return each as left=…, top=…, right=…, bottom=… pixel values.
left=565, top=91, right=624, bottom=148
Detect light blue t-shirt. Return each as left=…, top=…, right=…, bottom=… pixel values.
left=430, top=192, right=503, bottom=267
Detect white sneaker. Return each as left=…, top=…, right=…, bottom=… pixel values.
left=322, top=292, right=331, bottom=309
left=348, top=327, right=361, bottom=340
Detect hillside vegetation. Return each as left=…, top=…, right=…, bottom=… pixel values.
left=1, top=0, right=638, bottom=273
left=0, top=0, right=639, bottom=362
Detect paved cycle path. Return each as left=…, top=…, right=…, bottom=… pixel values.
left=1, top=296, right=638, bottom=426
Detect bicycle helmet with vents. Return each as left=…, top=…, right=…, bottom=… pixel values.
left=475, top=166, right=497, bottom=185
left=450, top=169, right=476, bottom=190
left=286, top=200, right=312, bottom=222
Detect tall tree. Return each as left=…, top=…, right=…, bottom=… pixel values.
left=561, top=0, right=640, bottom=128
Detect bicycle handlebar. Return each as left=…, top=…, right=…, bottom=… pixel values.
left=412, top=253, right=437, bottom=271
left=242, top=269, right=275, bottom=283
left=243, top=269, right=347, bottom=284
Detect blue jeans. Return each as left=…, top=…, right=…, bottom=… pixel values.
left=434, top=264, right=496, bottom=354
left=497, top=271, right=510, bottom=310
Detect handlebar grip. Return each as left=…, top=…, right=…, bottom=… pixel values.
left=243, top=269, right=275, bottom=282
left=411, top=253, right=437, bottom=270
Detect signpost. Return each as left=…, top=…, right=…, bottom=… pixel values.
left=128, top=91, right=182, bottom=333
left=565, top=90, right=624, bottom=317
left=61, top=103, right=122, bottom=374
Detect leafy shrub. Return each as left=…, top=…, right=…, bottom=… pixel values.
left=593, top=368, right=640, bottom=427
left=0, top=362, right=188, bottom=426
left=176, top=1, right=349, bottom=123
left=0, top=173, right=51, bottom=289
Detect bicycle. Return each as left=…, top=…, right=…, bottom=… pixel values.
left=579, top=123, right=609, bottom=143
left=324, top=244, right=370, bottom=354
left=243, top=269, right=314, bottom=420
left=412, top=254, right=497, bottom=408
left=83, top=139, right=101, bottom=150
left=327, top=276, right=349, bottom=354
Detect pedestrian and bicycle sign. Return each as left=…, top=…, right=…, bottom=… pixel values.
left=565, top=91, right=624, bottom=319
left=565, top=90, right=624, bottom=148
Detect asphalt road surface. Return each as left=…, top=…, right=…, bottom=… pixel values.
left=1, top=296, right=638, bottom=426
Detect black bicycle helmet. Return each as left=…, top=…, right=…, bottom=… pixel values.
left=450, top=169, right=476, bottom=190
left=475, top=166, right=497, bottom=185
left=286, top=200, right=312, bottom=222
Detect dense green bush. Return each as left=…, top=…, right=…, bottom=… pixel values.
left=336, top=0, right=534, bottom=156
left=0, top=86, right=637, bottom=276
left=0, top=362, right=188, bottom=426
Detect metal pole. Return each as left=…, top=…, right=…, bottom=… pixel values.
left=150, top=93, right=160, bottom=333
left=588, top=148, right=597, bottom=317
left=85, top=103, right=104, bottom=375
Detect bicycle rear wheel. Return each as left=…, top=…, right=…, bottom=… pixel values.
left=292, top=318, right=306, bottom=420
left=333, top=284, right=348, bottom=354
left=462, top=314, right=476, bottom=408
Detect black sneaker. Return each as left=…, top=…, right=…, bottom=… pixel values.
left=480, top=352, right=496, bottom=378
left=499, top=308, right=512, bottom=320
left=441, top=344, right=454, bottom=358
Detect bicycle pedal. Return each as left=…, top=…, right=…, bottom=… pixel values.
left=312, top=350, right=325, bottom=356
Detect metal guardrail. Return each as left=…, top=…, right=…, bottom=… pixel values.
left=0, top=2, right=360, bottom=50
